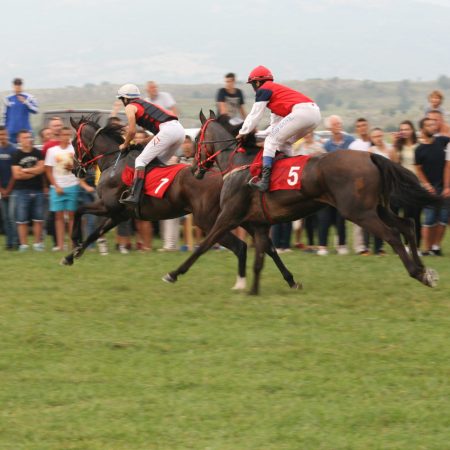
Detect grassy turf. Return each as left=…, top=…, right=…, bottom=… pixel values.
left=0, top=237, right=449, bottom=450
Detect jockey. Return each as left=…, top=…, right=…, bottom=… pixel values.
left=117, top=83, right=185, bottom=206
left=237, top=66, right=321, bottom=192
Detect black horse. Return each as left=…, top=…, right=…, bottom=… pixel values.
left=64, top=116, right=301, bottom=291
left=164, top=111, right=442, bottom=294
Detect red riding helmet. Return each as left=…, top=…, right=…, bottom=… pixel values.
left=247, top=65, right=274, bottom=83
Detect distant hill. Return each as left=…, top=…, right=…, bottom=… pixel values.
left=2, top=77, right=450, bottom=133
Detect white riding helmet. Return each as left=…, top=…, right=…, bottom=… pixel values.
left=117, top=83, right=141, bottom=99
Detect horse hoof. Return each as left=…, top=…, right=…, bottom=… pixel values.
left=231, top=276, right=247, bottom=290
left=291, top=281, right=303, bottom=290
left=60, top=256, right=73, bottom=266
left=162, top=273, right=177, bottom=284
left=423, top=268, right=439, bottom=288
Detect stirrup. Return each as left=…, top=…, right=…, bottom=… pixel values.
left=119, top=189, right=132, bottom=203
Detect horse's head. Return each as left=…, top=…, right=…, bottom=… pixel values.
left=70, top=116, right=124, bottom=178
left=192, top=109, right=238, bottom=179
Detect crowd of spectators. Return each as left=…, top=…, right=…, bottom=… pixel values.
left=0, top=77, right=449, bottom=257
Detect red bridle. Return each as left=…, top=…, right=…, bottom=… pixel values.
left=75, top=123, right=111, bottom=168
left=195, top=119, right=238, bottom=172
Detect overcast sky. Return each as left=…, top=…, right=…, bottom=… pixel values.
left=1, top=0, right=449, bottom=88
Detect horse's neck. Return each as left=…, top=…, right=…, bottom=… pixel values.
left=216, top=147, right=258, bottom=172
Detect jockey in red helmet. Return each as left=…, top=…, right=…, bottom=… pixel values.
left=237, top=66, right=321, bottom=192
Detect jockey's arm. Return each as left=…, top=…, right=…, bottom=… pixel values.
left=120, top=104, right=138, bottom=150
left=238, top=101, right=268, bottom=136
left=238, top=88, right=272, bottom=137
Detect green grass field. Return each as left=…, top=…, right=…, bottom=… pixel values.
left=1, top=236, right=449, bottom=450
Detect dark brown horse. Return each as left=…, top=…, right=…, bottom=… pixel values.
left=64, top=116, right=301, bottom=291
left=164, top=111, right=442, bottom=294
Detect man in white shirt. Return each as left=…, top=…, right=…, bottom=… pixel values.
left=348, top=118, right=372, bottom=152
left=348, top=118, right=372, bottom=254
left=145, top=81, right=178, bottom=116
left=45, top=127, right=93, bottom=251
left=144, top=80, right=180, bottom=251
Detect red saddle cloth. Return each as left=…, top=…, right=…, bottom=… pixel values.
left=122, top=164, right=186, bottom=199
left=249, top=150, right=311, bottom=192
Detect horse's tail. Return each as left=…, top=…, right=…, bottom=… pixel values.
left=369, top=153, right=443, bottom=208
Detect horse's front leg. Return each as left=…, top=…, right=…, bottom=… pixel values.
left=71, top=200, right=109, bottom=248
left=163, top=210, right=241, bottom=284
left=62, top=216, right=122, bottom=266
left=245, top=224, right=302, bottom=290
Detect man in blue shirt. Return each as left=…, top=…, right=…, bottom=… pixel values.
left=323, top=115, right=355, bottom=152
left=3, top=78, right=38, bottom=143
left=0, top=126, right=17, bottom=249
left=318, top=115, right=354, bottom=255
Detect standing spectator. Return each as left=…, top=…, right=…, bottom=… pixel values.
left=144, top=81, right=180, bottom=251
left=45, top=127, right=92, bottom=251
left=39, top=128, right=52, bottom=145
left=348, top=118, right=372, bottom=151
left=133, top=129, right=153, bottom=251
left=348, top=118, right=372, bottom=254
left=365, top=127, right=395, bottom=255
left=41, top=116, right=64, bottom=157
left=425, top=90, right=445, bottom=116
left=323, top=115, right=355, bottom=152
left=291, top=132, right=325, bottom=251
left=426, top=110, right=450, bottom=137
left=2, top=78, right=38, bottom=143
left=318, top=115, right=354, bottom=255
left=145, top=81, right=178, bottom=116
left=42, top=116, right=64, bottom=248
left=415, top=117, right=449, bottom=256
left=293, top=131, right=325, bottom=155
left=0, top=126, right=17, bottom=249
left=11, top=130, right=45, bottom=251
left=369, top=128, right=396, bottom=160
left=216, top=73, right=247, bottom=125
left=391, top=120, right=422, bottom=247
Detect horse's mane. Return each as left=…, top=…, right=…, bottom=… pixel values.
left=216, top=114, right=260, bottom=155
left=76, top=114, right=125, bottom=145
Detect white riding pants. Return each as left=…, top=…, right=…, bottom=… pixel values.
left=264, top=102, right=321, bottom=158
left=135, top=120, right=185, bottom=168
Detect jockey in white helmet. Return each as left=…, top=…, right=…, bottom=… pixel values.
left=116, top=83, right=185, bottom=206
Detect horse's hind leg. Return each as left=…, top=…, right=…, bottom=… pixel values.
left=217, top=231, right=248, bottom=290
left=249, top=226, right=269, bottom=295
left=377, top=206, right=424, bottom=269
left=352, top=210, right=437, bottom=287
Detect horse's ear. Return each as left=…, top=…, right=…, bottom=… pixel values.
left=199, top=109, right=207, bottom=125
left=209, top=110, right=216, bottom=120
left=70, top=117, right=78, bottom=130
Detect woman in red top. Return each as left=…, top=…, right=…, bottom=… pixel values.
left=237, top=66, right=321, bottom=191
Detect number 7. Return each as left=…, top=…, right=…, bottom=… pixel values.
left=154, top=177, right=170, bottom=194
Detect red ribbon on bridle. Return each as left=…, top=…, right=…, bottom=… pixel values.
left=75, top=123, right=118, bottom=168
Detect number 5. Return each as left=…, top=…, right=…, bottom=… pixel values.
left=154, top=177, right=170, bottom=194
left=287, top=166, right=300, bottom=186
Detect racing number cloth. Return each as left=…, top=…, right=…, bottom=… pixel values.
left=250, top=150, right=311, bottom=192
left=122, top=164, right=186, bottom=199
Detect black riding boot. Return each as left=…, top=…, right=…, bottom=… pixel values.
left=248, top=166, right=272, bottom=192
left=120, top=167, right=145, bottom=206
